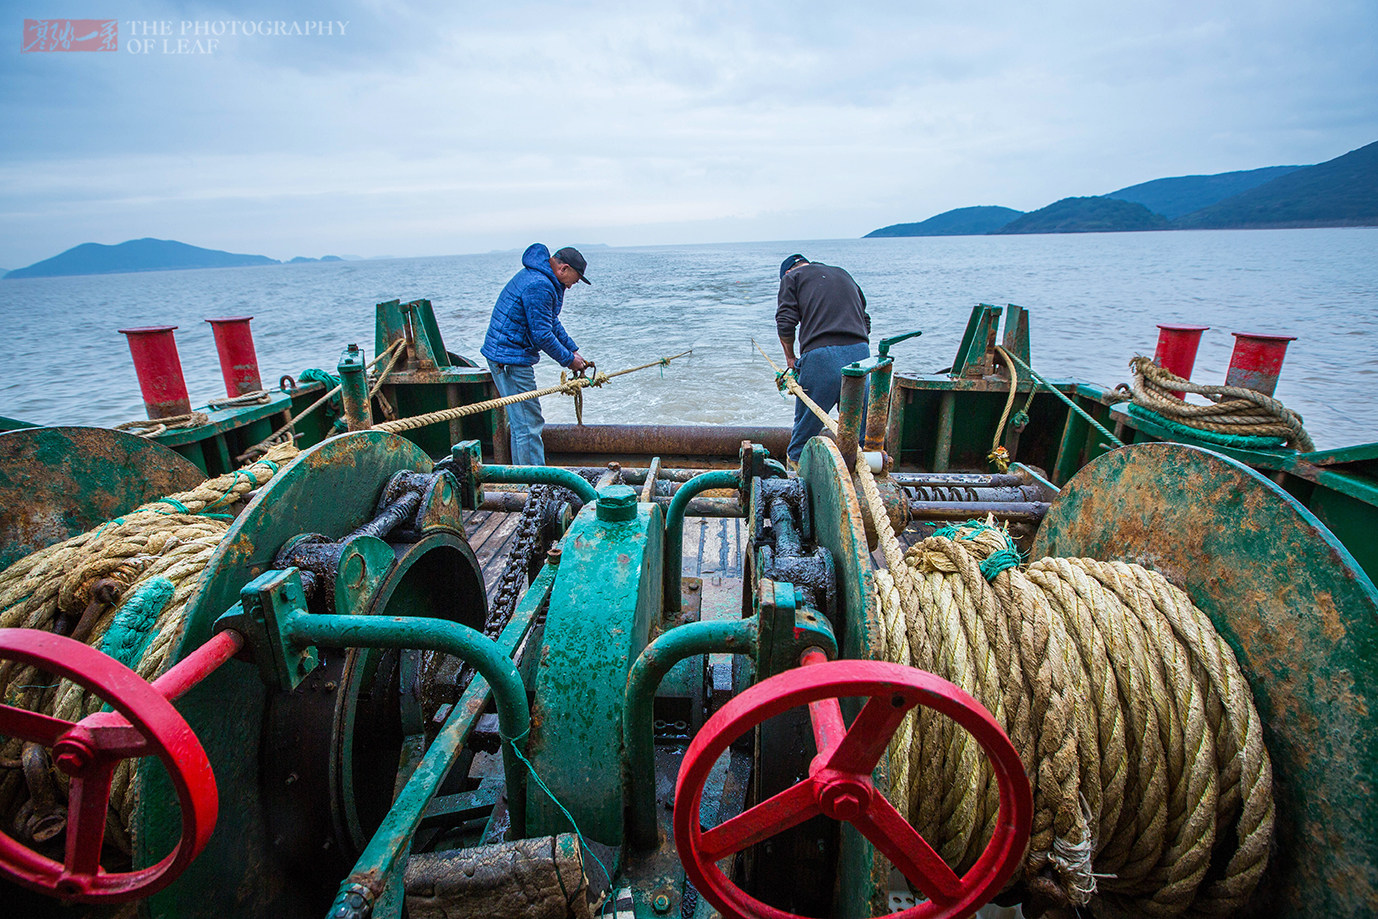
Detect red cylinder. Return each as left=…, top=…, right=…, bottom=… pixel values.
left=1153, top=324, right=1209, bottom=400
left=1225, top=332, right=1296, bottom=397
left=118, top=326, right=192, bottom=420
left=205, top=316, right=262, bottom=397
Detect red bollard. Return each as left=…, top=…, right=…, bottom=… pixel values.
left=1226, top=332, right=1296, bottom=397
left=205, top=316, right=262, bottom=397
left=1153, top=324, right=1209, bottom=400
left=118, top=326, right=192, bottom=420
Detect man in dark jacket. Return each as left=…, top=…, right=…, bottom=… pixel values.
left=481, top=243, right=592, bottom=465
left=776, top=254, right=871, bottom=464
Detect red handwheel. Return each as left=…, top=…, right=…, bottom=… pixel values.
left=673, top=655, right=1032, bottom=919
left=0, top=629, right=219, bottom=902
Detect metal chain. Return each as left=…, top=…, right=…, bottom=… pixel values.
left=486, top=485, right=550, bottom=637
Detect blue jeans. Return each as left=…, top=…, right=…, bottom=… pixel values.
left=788, top=342, right=871, bottom=462
left=487, top=360, right=545, bottom=466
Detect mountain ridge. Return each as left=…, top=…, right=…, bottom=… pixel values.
left=865, top=141, right=1376, bottom=237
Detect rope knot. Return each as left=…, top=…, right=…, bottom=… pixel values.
left=918, top=516, right=1024, bottom=581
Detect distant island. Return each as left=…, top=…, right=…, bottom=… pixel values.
left=867, top=206, right=1025, bottom=238
left=3, top=238, right=345, bottom=280
left=865, top=139, right=1377, bottom=237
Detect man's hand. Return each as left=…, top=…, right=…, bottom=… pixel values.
left=785, top=356, right=796, bottom=370
left=570, top=352, right=590, bottom=372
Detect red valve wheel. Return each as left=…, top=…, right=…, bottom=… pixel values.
left=0, top=629, right=218, bottom=902
left=673, top=657, right=1032, bottom=919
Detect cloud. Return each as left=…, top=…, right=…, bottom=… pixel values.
left=1, top=0, right=1374, bottom=265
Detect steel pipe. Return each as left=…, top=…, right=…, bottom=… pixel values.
left=204, top=316, right=262, bottom=397
left=118, top=326, right=192, bottom=420
left=906, top=501, right=1050, bottom=524
left=664, top=470, right=742, bottom=612
left=478, top=464, right=599, bottom=505
left=545, top=423, right=789, bottom=459
left=625, top=617, right=759, bottom=849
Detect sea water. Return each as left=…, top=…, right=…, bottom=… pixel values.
left=2, top=229, right=1374, bottom=450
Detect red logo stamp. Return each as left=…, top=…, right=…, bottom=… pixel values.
left=22, top=19, right=118, bottom=52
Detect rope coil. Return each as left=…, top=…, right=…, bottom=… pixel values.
left=0, top=442, right=300, bottom=849
left=755, top=346, right=1273, bottom=915
left=1116, top=356, right=1314, bottom=452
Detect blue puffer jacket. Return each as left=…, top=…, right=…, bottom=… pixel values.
left=480, top=243, right=578, bottom=367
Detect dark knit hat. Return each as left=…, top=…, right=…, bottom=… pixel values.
left=779, top=254, right=807, bottom=279
left=553, top=247, right=591, bottom=284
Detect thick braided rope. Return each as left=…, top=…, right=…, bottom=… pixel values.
left=114, top=411, right=211, bottom=438
left=372, top=350, right=691, bottom=435
left=757, top=352, right=1271, bottom=914
left=0, top=443, right=299, bottom=840
left=1121, top=356, right=1313, bottom=451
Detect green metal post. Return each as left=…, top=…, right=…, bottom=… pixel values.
left=478, top=463, right=599, bottom=505
left=338, top=344, right=372, bottom=431
left=624, top=617, right=759, bottom=849
left=935, top=391, right=956, bottom=471
left=663, top=470, right=741, bottom=612
left=864, top=358, right=893, bottom=452
left=838, top=366, right=866, bottom=471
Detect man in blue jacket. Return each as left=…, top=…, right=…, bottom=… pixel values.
left=481, top=244, right=592, bottom=466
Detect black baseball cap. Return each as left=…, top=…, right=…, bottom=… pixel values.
left=554, top=247, right=591, bottom=284
left=780, top=254, right=807, bottom=279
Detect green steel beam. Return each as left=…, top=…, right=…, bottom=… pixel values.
left=478, top=462, right=599, bottom=504
left=664, top=469, right=741, bottom=612
left=624, top=617, right=760, bottom=849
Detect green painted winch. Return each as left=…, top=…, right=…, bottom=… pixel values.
left=0, top=308, right=1376, bottom=919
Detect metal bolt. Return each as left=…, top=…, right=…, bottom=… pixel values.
left=652, top=893, right=671, bottom=914
left=595, top=484, right=638, bottom=522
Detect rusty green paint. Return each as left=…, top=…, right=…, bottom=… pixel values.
left=0, top=425, right=204, bottom=570
left=1033, top=442, right=1378, bottom=917
left=139, top=431, right=434, bottom=919
left=527, top=486, right=664, bottom=848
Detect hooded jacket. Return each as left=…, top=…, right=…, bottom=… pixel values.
left=480, top=243, right=579, bottom=367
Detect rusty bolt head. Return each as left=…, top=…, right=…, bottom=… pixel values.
left=547, top=546, right=563, bottom=565
left=652, top=893, right=671, bottom=914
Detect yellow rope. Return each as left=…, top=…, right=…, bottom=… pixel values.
left=1117, top=356, right=1314, bottom=452
left=755, top=349, right=1273, bottom=915
left=237, top=339, right=408, bottom=460
left=372, top=350, right=692, bottom=435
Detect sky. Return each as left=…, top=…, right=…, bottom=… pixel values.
left=1, top=0, right=1375, bottom=267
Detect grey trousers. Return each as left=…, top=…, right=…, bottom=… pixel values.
left=788, top=342, right=871, bottom=462
left=487, top=360, right=545, bottom=466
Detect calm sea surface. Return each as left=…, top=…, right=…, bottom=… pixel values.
left=2, top=230, right=1375, bottom=450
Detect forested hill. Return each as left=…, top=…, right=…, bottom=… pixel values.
left=993, top=197, right=1169, bottom=234
left=865, top=206, right=1023, bottom=237
left=1173, top=140, right=1378, bottom=229
left=863, top=140, right=1376, bottom=237
left=1106, top=166, right=1301, bottom=220
left=4, top=238, right=279, bottom=279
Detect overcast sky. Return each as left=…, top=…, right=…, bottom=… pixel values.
left=1, top=0, right=1374, bottom=267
